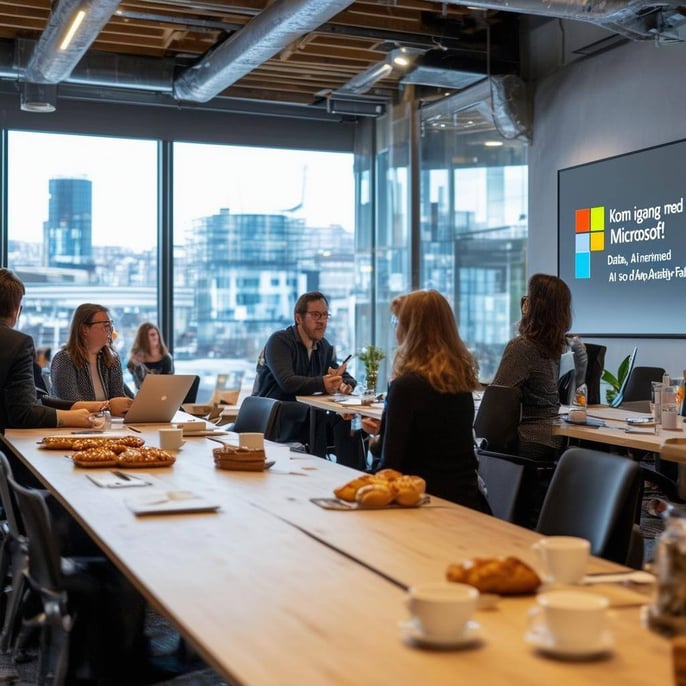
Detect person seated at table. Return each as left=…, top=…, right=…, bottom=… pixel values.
left=51, top=303, right=133, bottom=417
left=252, top=290, right=358, bottom=460
left=127, top=321, right=174, bottom=390
left=363, top=289, right=489, bottom=512
left=490, top=273, right=586, bottom=527
left=0, top=269, right=109, bottom=432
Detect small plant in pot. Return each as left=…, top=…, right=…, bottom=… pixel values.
left=357, top=345, right=385, bottom=395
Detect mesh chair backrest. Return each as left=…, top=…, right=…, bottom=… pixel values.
left=474, top=385, right=521, bottom=454
left=621, top=366, right=666, bottom=404
left=536, top=447, right=640, bottom=563
left=477, top=452, right=525, bottom=522
left=0, top=454, right=23, bottom=538
left=233, top=396, right=280, bottom=438
left=8, top=477, right=63, bottom=590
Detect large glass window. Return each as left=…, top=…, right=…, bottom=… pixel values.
left=419, top=127, right=528, bottom=382
left=7, top=131, right=157, bottom=390
left=172, top=143, right=356, bottom=400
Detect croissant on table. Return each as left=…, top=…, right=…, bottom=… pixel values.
left=446, top=556, right=541, bottom=595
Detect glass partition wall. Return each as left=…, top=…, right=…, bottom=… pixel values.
left=5, top=106, right=527, bottom=400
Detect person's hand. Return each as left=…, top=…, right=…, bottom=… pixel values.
left=323, top=373, right=343, bottom=394
left=57, top=408, right=93, bottom=428
left=109, top=396, right=133, bottom=417
left=72, top=400, right=108, bottom=413
left=361, top=417, right=381, bottom=435
left=338, top=382, right=354, bottom=395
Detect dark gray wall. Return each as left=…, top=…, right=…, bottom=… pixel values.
left=0, top=90, right=356, bottom=151
left=528, top=36, right=686, bottom=378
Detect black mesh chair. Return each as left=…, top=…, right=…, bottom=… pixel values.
left=0, top=453, right=28, bottom=655
left=475, top=385, right=548, bottom=523
left=536, top=447, right=643, bottom=567
left=182, top=375, right=201, bottom=404
left=584, top=343, right=607, bottom=405
left=621, top=366, right=666, bottom=404
left=226, top=396, right=282, bottom=440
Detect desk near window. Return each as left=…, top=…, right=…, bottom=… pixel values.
left=0, top=425, right=671, bottom=686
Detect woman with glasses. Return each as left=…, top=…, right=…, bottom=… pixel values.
left=51, top=303, right=133, bottom=416
left=127, top=322, right=174, bottom=390
left=370, top=289, right=489, bottom=512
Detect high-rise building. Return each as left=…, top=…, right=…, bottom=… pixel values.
left=44, top=177, right=94, bottom=270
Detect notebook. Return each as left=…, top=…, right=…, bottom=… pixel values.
left=123, top=374, right=196, bottom=424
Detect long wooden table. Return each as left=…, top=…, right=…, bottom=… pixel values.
left=0, top=420, right=672, bottom=685
left=553, top=405, right=684, bottom=455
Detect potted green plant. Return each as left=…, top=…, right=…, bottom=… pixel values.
left=601, top=354, right=632, bottom=405
left=358, top=345, right=385, bottom=394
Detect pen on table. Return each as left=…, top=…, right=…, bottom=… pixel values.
left=112, top=470, right=132, bottom=481
left=128, top=425, right=142, bottom=433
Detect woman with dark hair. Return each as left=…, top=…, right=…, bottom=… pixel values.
left=492, top=273, right=587, bottom=461
left=51, top=303, right=132, bottom=417
left=369, top=289, right=488, bottom=511
left=127, top=322, right=174, bottom=390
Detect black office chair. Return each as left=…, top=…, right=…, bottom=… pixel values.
left=536, top=447, right=643, bottom=568
left=584, top=343, right=607, bottom=406
left=621, top=366, right=666, bottom=405
left=557, top=369, right=575, bottom=406
left=0, top=453, right=28, bottom=656
left=475, top=385, right=548, bottom=523
left=226, top=396, right=282, bottom=440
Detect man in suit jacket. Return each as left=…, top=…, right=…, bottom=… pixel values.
left=0, top=268, right=102, bottom=432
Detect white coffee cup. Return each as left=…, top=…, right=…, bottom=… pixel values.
left=406, top=582, right=478, bottom=638
left=534, top=536, right=590, bottom=585
left=662, top=408, right=680, bottom=430
left=239, top=432, right=264, bottom=450
left=529, top=589, right=609, bottom=648
left=159, top=428, right=185, bottom=451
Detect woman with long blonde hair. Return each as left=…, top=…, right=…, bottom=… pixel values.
left=372, top=289, right=488, bottom=511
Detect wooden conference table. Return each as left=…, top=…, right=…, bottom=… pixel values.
left=1, top=417, right=672, bottom=686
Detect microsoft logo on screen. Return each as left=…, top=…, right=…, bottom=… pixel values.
left=574, top=205, right=605, bottom=279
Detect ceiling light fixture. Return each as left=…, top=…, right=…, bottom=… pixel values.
left=60, top=9, right=86, bottom=51
left=484, top=140, right=504, bottom=147
left=337, top=46, right=424, bottom=95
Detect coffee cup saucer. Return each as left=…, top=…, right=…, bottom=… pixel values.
left=525, top=625, right=613, bottom=660
left=399, top=619, right=481, bottom=650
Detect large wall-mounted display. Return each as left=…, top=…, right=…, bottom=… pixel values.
left=558, top=139, right=686, bottom=337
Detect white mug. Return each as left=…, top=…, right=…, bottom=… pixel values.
left=159, top=428, right=185, bottom=451
left=239, top=432, right=264, bottom=450
left=529, top=590, right=609, bottom=648
left=534, top=536, right=590, bottom=585
left=406, top=582, right=478, bottom=638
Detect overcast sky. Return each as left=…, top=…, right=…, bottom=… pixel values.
left=8, top=131, right=355, bottom=250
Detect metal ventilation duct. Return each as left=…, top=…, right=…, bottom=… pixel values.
left=431, top=0, right=686, bottom=42
left=173, top=0, right=355, bottom=103
left=25, top=0, right=121, bottom=83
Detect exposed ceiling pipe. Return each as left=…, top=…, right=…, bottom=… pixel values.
left=173, top=0, right=355, bottom=103
left=24, top=0, right=121, bottom=83
left=430, top=0, right=686, bottom=41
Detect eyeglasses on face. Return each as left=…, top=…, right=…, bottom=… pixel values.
left=305, top=311, right=330, bottom=321
left=87, top=319, right=114, bottom=331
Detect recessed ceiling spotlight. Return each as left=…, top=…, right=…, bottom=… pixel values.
left=484, top=140, right=504, bottom=147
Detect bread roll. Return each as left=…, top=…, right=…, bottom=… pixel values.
left=446, top=556, right=541, bottom=595
left=333, top=474, right=375, bottom=502
left=376, top=468, right=403, bottom=482
left=392, top=475, right=426, bottom=506
left=355, top=483, right=394, bottom=508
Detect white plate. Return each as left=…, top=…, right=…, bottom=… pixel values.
left=399, top=619, right=481, bottom=649
left=525, top=627, right=613, bottom=659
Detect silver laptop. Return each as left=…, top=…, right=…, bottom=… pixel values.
left=123, top=374, right=196, bottom=424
